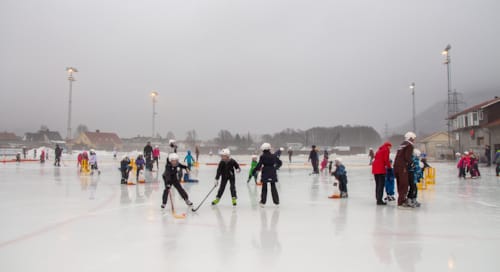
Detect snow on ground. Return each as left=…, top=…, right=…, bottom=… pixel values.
left=0, top=154, right=499, bottom=272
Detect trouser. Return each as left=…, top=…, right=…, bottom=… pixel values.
left=395, top=167, right=409, bottom=205
left=162, top=180, right=189, bottom=205
left=338, top=175, right=348, bottom=193
left=408, top=172, right=417, bottom=199
left=261, top=180, right=279, bottom=204
left=385, top=177, right=395, bottom=195
left=145, top=157, right=153, bottom=171
left=496, top=164, right=500, bottom=176
left=374, top=174, right=385, bottom=202
left=248, top=172, right=258, bottom=183
left=54, top=156, right=61, bottom=166
left=136, top=166, right=144, bottom=180
left=153, top=157, right=159, bottom=169
left=289, top=155, right=292, bottom=163
left=311, top=161, right=319, bottom=173
left=459, top=167, right=466, bottom=178
left=216, top=177, right=237, bottom=199
left=121, top=168, right=130, bottom=181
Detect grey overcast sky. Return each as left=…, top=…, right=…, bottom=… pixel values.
left=0, top=0, right=499, bottom=139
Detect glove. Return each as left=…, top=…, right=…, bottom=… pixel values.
left=236, top=168, right=241, bottom=173
left=214, top=179, right=219, bottom=186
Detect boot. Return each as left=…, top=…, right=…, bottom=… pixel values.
left=185, top=199, right=193, bottom=206
left=232, top=197, right=237, bottom=206
left=211, top=198, right=220, bottom=205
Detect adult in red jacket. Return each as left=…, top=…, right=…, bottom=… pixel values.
left=372, top=142, right=392, bottom=205
left=394, top=132, right=416, bottom=208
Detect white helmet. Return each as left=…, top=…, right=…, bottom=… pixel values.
left=169, top=139, right=176, bottom=144
left=455, top=152, right=461, bottom=156
left=280, top=147, right=284, bottom=151
left=464, top=151, right=469, bottom=155
left=121, top=155, right=127, bottom=160
left=413, top=149, right=422, bottom=157
left=220, top=148, right=231, bottom=156
left=405, top=132, right=417, bottom=141
left=335, top=158, right=342, bottom=163
left=252, top=155, right=258, bottom=159
left=168, top=153, right=179, bottom=161
left=155, top=145, right=159, bottom=148
left=261, top=143, right=271, bottom=151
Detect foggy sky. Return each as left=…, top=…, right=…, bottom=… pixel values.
left=1, top=0, right=499, bottom=140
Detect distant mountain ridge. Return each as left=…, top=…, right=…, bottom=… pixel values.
left=393, top=89, right=499, bottom=137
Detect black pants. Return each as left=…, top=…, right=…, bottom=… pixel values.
left=311, top=160, right=319, bottom=174
left=121, top=168, right=130, bottom=181
left=145, top=157, right=153, bottom=171
left=408, top=172, right=417, bottom=199
left=216, top=177, right=237, bottom=199
left=162, top=180, right=189, bottom=205
left=153, top=157, right=159, bottom=169
left=496, top=164, right=500, bottom=176
left=374, top=174, right=385, bottom=202
left=338, top=175, right=348, bottom=193
left=54, top=156, right=61, bottom=166
left=261, top=180, right=279, bottom=204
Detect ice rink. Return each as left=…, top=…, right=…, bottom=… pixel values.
left=1, top=154, right=499, bottom=272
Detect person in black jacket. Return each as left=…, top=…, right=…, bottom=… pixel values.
left=308, top=145, right=319, bottom=174
left=143, top=141, right=153, bottom=171
left=161, top=153, right=193, bottom=209
left=54, top=144, right=63, bottom=167
left=212, top=149, right=241, bottom=206
left=252, top=143, right=281, bottom=207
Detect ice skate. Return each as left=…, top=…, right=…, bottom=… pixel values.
left=259, top=202, right=265, bottom=208
left=161, top=204, right=166, bottom=209
left=185, top=199, right=193, bottom=206
left=211, top=198, right=220, bottom=205
left=232, top=197, right=237, bottom=206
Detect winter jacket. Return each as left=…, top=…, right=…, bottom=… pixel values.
left=136, top=157, right=145, bottom=167
left=394, top=141, right=414, bottom=170
left=385, top=167, right=395, bottom=183
left=372, top=142, right=392, bottom=174
left=309, top=149, right=319, bottom=162
left=253, top=150, right=281, bottom=182
left=184, top=152, right=195, bottom=164
left=120, top=158, right=131, bottom=171
left=408, top=155, right=423, bottom=183
left=55, top=146, right=63, bottom=158
left=249, top=160, right=258, bottom=178
left=143, top=145, right=153, bottom=158
left=215, top=158, right=240, bottom=180
left=333, top=164, right=347, bottom=178
left=153, top=148, right=160, bottom=158
left=163, top=163, right=188, bottom=184
left=89, top=154, right=97, bottom=165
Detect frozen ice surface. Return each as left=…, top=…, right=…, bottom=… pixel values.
left=1, top=154, right=500, bottom=272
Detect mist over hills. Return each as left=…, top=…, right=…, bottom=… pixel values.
left=391, top=89, right=499, bottom=137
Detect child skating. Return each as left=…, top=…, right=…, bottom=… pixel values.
left=252, top=143, right=281, bottom=207
left=248, top=155, right=259, bottom=184
left=332, top=158, right=348, bottom=198
left=161, top=153, right=193, bottom=209
left=212, top=149, right=241, bottom=206
left=184, top=150, right=195, bottom=170
left=408, top=149, right=423, bottom=207
left=384, top=160, right=396, bottom=202
left=120, top=156, right=132, bottom=184
left=135, top=153, right=145, bottom=182
left=89, top=149, right=101, bottom=175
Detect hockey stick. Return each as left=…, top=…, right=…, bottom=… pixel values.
left=169, top=190, right=186, bottom=219
left=191, top=184, right=218, bottom=212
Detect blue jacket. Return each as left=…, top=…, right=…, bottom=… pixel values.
left=333, top=164, right=347, bottom=177
left=408, top=155, right=423, bottom=183
left=184, top=152, right=195, bottom=164
left=385, top=167, right=395, bottom=183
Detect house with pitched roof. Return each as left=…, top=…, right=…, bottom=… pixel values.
left=73, top=130, right=123, bottom=150
left=25, top=129, right=63, bottom=144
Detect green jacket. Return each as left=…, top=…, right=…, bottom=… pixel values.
left=249, top=160, right=258, bottom=178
